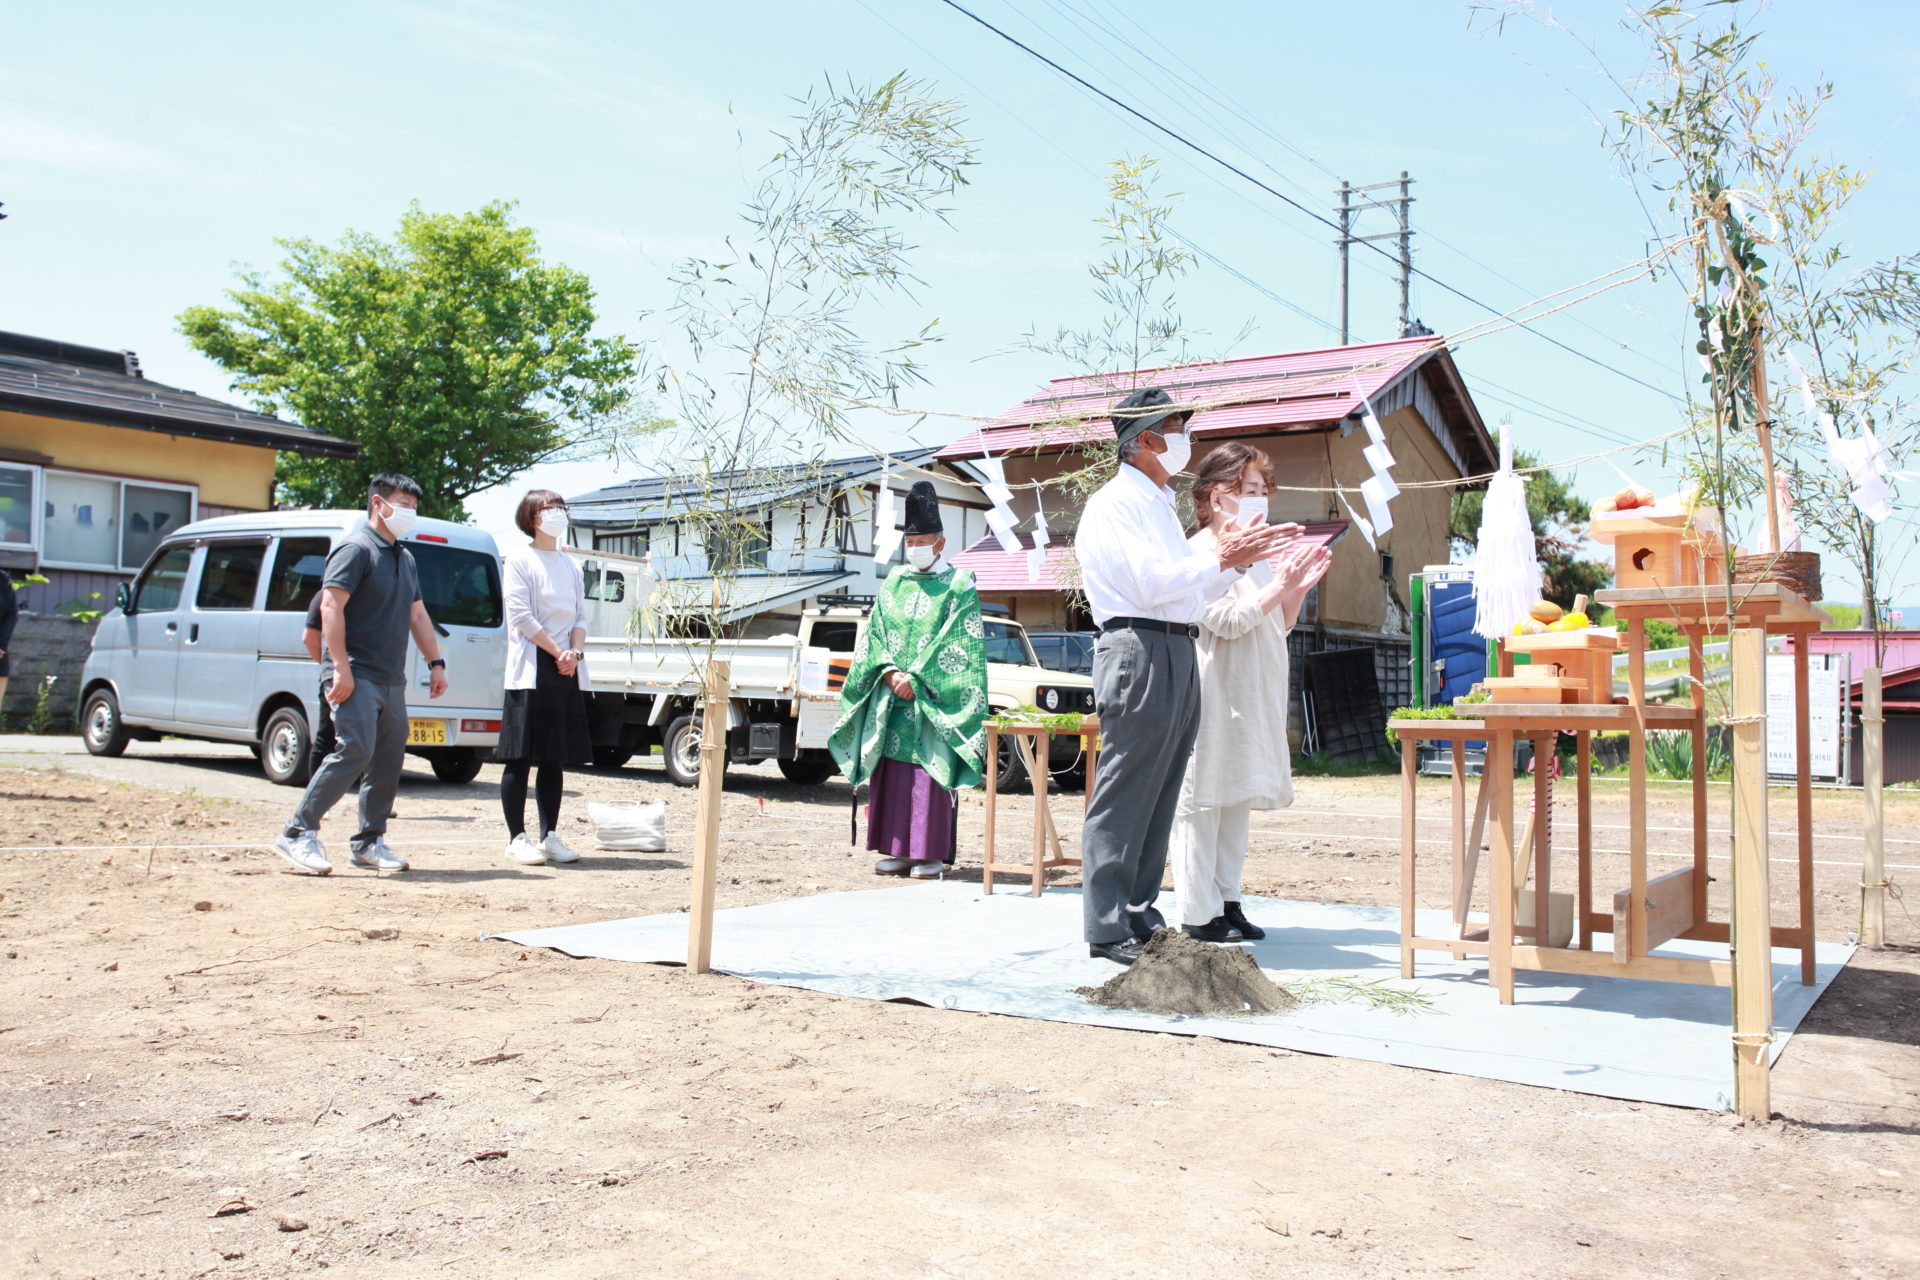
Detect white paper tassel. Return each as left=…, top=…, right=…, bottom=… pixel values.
left=1472, top=426, right=1542, bottom=640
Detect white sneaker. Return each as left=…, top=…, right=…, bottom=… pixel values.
left=349, top=841, right=409, bottom=872
left=538, top=832, right=581, bottom=864
left=505, top=834, right=547, bottom=866
left=272, top=830, right=332, bottom=875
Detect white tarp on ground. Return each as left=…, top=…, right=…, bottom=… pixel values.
left=492, top=884, right=1851, bottom=1111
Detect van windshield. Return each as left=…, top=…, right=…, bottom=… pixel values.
left=413, top=543, right=502, bottom=628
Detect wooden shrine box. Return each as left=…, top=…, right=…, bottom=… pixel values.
left=1480, top=675, right=1588, bottom=705
left=1591, top=514, right=1722, bottom=591
left=1504, top=630, right=1624, bottom=705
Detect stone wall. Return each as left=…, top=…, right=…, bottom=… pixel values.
left=2, top=614, right=99, bottom=728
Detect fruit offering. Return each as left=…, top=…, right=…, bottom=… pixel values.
left=1513, top=618, right=1548, bottom=636
left=1595, top=485, right=1657, bottom=515
left=1547, top=611, right=1590, bottom=632
left=1529, top=600, right=1564, bottom=624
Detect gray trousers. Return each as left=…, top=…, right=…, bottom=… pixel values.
left=289, top=675, right=409, bottom=852
left=1080, top=627, right=1202, bottom=943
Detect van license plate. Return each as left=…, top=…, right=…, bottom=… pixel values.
left=408, top=719, right=448, bottom=746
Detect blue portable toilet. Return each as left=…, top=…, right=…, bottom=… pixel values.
left=1410, top=566, right=1489, bottom=774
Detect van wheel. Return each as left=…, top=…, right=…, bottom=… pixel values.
left=777, top=752, right=837, bottom=786
left=260, top=705, right=313, bottom=786
left=592, top=745, right=635, bottom=770
left=428, top=749, right=485, bottom=784
left=662, top=715, right=722, bottom=789
left=81, top=689, right=131, bottom=758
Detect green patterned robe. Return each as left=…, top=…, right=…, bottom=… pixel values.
left=828, top=563, right=990, bottom=791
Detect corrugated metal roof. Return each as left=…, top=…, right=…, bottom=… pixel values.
left=568, top=448, right=941, bottom=527
left=953, top=519, right=1350, bottom=596
left=936, top=336, right=1443, bottom=460
left=951, top=533, right=1076, bottom=594
left=0, top=330, right=358, bottom=459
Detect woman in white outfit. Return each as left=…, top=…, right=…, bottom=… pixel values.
left=498, top=489, right=593, bottom=867
left=1171, top=443, right=1332, bottom=942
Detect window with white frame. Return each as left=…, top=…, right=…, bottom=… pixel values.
left=595, top=529, right=649, bottom=557
left=38, top=470, right=196, bottom=572
left=0, top=463, right=37, bottom=548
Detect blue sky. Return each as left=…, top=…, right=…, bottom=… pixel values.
left=4, top=1, right=1917, bottom=597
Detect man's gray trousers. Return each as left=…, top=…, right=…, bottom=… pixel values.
left=290, top=676, right=409, bottom=852
left=1080, top=626, right=1202, bottom=943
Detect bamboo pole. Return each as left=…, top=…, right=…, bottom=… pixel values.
left=1729, top=629, right=1773, bottom=1121
left=1751, top=344, right=1782, bottom=554
left=1862, top=667, right=1886, bottom=948
left=687, top=660, right=731, bottom=974
left=1690, top=632, right=1709, bottom=914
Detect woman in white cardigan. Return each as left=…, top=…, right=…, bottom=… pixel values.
left=497, top=489, right=593, bottom=867
left=1170, top=443, right=1332, bottom=942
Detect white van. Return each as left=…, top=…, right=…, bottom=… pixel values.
left=78, top=511, right=506, bottom=786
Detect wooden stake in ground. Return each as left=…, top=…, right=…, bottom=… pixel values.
left=1862, top=667, right=1887, bottom=948
left=1729, top=628, right=1774, bottom=1121
left=688, top=659, right=731, bottom=974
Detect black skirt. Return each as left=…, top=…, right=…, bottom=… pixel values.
left=494, top=649, right=592, bottom=765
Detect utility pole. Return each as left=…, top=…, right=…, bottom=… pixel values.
left=1337, top=181, right=1352, bottom=345
left=1333, top=175, right=1418, bottom=341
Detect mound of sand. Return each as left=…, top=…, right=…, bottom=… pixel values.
left=1076, top=929, right=1299, bottom=1017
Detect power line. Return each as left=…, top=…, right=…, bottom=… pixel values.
left=1033, top=0, right=1678, bottom=384
left=866, top=0, right=1639, bottom=445
left=931, top=0, right=1687, bottom=405
left=1057, top=0, right=1672, bottom=375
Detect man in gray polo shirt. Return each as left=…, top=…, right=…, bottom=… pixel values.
left=274, top=474, right=448, bottom=875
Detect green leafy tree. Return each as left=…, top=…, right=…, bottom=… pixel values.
left=1451, top=450, right=1612, bottom=609
left=180, top=201, right=644, bottom=520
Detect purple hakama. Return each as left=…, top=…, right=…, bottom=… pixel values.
left=865, top=755, right=956, bottom=862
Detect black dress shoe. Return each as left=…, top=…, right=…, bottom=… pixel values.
left=1223, top=901, right=1266, bottom=940
left=1181, top=915, right=1245, bottom=943
left=1088, top=938, right=1146, bottom=966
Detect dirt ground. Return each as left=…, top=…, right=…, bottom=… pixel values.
left=1, top=739, right=1915, bottom=1279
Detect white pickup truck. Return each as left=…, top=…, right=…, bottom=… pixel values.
left=567, top=549, right=1094, bottom=789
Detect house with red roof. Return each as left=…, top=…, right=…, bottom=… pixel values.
left=936, top=334, right=1496, bottom=712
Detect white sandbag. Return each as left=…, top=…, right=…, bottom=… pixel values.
left=589, top=800, right=666, bottom=852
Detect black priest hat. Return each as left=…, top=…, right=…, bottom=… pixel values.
left=903, top=480, right=943, bottom=536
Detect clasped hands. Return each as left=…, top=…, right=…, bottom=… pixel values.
left=1216, top=518, right=1303, bottom=572
left=884, top=669, right=916, bottom=702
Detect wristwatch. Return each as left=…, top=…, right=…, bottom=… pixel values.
left=427, top=658, right=447, bottom=670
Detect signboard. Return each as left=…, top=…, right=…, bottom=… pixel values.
left=1765, top=653, right=1847, bottom=780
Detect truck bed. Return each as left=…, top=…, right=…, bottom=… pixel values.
left=581, top=634, right=801, bottom=700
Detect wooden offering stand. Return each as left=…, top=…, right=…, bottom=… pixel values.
left=1591, top=511, right=1726, bottom=592
left=982, top=716, right=1099, bottom=896
left=1394, top=580, right=1825, bottom=1003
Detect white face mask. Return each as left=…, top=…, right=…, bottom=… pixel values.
left=537, top=508, right=569, bottom=540
left=379, top=499, right=417, bottom=539
left=906, top=544, right=939, bottom=570
left=1157, top=430, right=1192, bottom=475
left=1230, top=494, right=1267, bottom=526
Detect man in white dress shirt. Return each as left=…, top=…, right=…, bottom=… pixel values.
left=1075, top=387, right=1299, bottom=965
